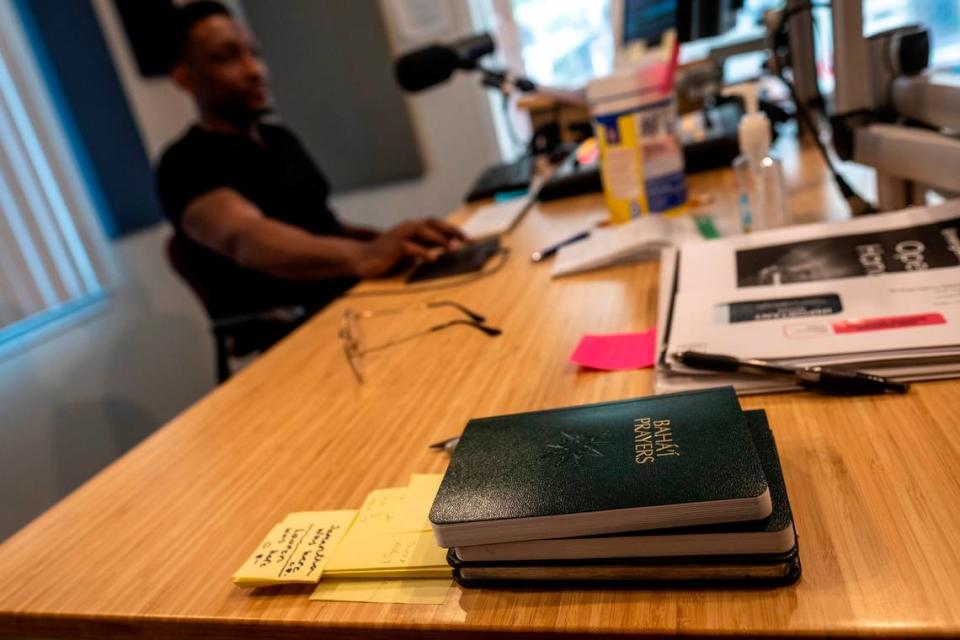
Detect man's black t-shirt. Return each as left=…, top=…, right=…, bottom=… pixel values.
left=156, top=123, right=357, bottom=318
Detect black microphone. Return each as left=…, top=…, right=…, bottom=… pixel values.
left=395, top=46, right=460, bottom=92
left=447, top=34, right=495, bottom=67
left=395, top=34, right=496, bottom=93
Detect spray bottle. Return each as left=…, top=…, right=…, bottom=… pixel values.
left=732, top=90, right=787, bottom=232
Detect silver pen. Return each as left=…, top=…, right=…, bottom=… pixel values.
left=428, top=436, right=460, bottom=454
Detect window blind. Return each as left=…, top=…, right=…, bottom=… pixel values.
left=0, top=2, right=115, bottom=344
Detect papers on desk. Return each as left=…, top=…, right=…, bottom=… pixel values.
left=322, top=486, right=449, bottom=579
left=310, top=578, right=451, bottom=605
left=551, top=215, right=700, bottom=277
left=459, top=196, right=532, bottom=240
left=656, top=199, right=960, bottom=394
left=232, top=510, right=356, bottom=588
left=391, top=473, right=444, bottom=533
left=233, top=474, right=452, bottom=604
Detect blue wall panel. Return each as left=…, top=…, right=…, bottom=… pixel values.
left=16, top=0, right=163, bottom=237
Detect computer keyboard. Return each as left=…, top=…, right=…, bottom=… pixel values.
left=464, top=156, right=534, bottom=203
left=536, top=149, right=601, bottom=202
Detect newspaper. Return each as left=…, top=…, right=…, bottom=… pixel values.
left=656, top=200, right=960, bottom=394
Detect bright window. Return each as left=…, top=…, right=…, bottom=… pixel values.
left=510, top=0, right=615, bottom=89
left=495, top=1, right=958, bottom=92
left=506, top=0, right=783, bottom=89
left=863, top=0, right=960, bottom=66
left=0, top=2, right=115, bottom=346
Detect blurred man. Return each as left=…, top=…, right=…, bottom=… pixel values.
left=157, top=1, right=462, bottom=322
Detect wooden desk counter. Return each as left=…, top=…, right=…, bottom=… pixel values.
left=1, top=144, right=958, bottom=639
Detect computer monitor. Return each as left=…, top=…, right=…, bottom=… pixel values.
left=617, top=0, right=676, bottom=47
left=613, top=0, right=742, bottom=48
left=676, top=0, right=742, bottom=43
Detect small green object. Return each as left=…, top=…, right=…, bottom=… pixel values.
left=494, top=189, right=529, bottom=202
left=694, top=215, right=720, bottom=239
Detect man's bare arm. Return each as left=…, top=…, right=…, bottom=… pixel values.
left=338, top=221, right=380, bottom=241
left=341, top=218, right=466, bottom=247
left=180, top=188, right=412, bottom=279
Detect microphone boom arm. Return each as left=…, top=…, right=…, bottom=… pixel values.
left=478, top=66, right=537, bottom=95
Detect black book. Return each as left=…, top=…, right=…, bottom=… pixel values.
left=449, top=547, right=801, bottom=588
left=430, top=387, right=771, bottom=548
left=453, top=410, right=794, bottom=562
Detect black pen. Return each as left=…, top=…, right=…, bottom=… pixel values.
left=672, top=350, right=909, bottom=395
left=531, top=230, right=591, bottom=262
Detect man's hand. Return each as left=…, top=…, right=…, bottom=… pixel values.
left=384, top=218, right=465, bottom=251
left=352, top=234, right=414, bottom=278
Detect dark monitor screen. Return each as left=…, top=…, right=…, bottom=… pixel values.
left=622, top=0, right=677, bottom=46
left=622, top=0, right=742, bottom=45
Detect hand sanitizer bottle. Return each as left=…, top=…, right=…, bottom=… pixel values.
left=732, top=91, right=787, bottom=232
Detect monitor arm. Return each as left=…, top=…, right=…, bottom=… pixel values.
left=830, top=4, right=960, bottom=210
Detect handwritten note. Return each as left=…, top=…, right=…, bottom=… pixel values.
left=391, top=474, right=443, bottom=533
left=310, top=578, right=452, bottom=605
left=569, top=329, right=657, bottom=371
left=232, top=510, right=356, bottom=588
left=323, top=488, right=449, bottom=579
left=350, top=487, right=406, bottom=530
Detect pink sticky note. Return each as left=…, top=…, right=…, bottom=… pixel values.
left=569, top=329, right=657, bottom=371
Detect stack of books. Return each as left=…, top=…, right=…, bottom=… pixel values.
left=428, top=387, right=800, bottom=587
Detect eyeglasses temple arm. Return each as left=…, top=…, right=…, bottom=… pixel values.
left=426, top=300, right=486, bottom=323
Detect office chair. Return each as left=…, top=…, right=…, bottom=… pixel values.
left=165, top=235, right=308, bottom=383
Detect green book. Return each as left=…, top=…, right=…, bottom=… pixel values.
left=452, top=410, right=796, bottom=563
left=430, top=387, right=771, bottom=548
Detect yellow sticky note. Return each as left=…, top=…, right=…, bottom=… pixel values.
left=232, top=510, right=356, bottom=588
left=392, top=474, right=443, bottom=533
left=310, top=578, right=379, bottom=601
left=349, top=487, right=406, bottom=532
left=324, top=488, right=449, bottom=575
left=324, top=523, right=448, bottom=574
left=322, top=566, right=452, bottom=579
left=310, top=578, right=452, bottom=604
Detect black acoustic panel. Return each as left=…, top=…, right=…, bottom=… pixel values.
left=112, top=0, right=178, bottom=77
left=241, top=0, right=423, bottom=192
left=17, top=0, right=162, bottom=237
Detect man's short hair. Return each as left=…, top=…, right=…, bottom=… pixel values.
left=169, top=0, right=233, bottom=69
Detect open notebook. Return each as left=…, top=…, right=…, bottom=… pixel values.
left=460, top=197, right=533, bottom=240
left=551, top=215, right=700, bottom=277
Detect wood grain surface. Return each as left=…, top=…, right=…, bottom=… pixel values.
left=0, top=141, right=958, bottom=639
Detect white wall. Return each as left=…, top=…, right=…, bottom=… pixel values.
left=330, top=0, right=503, bottom=228
left=0, top=225, right=214, bottom=541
